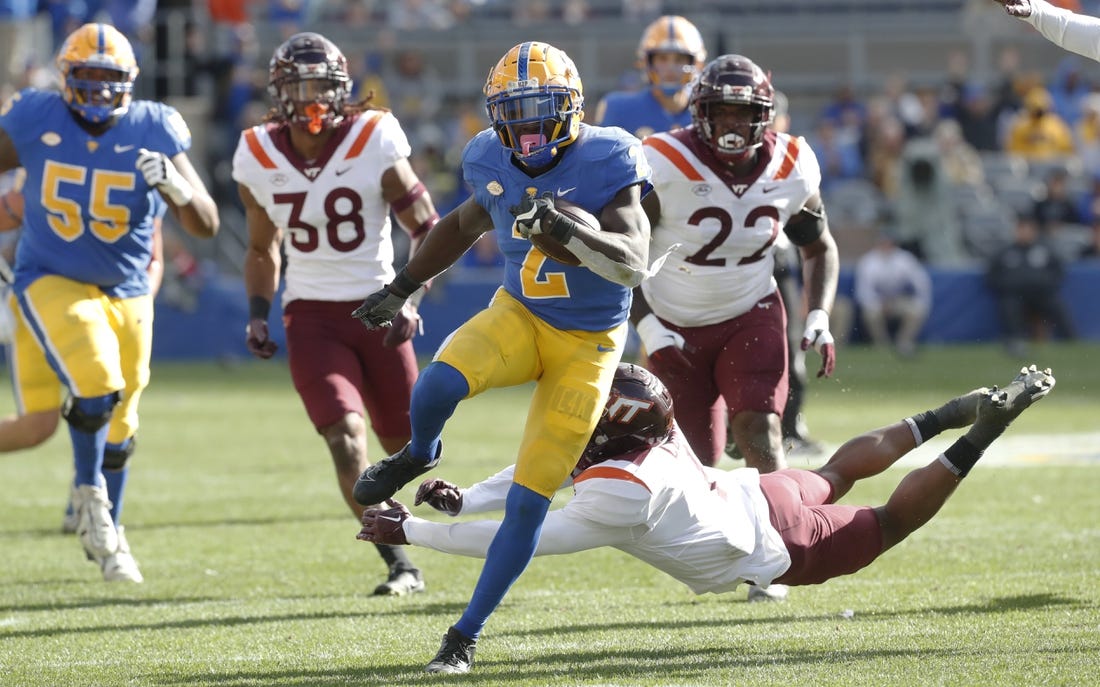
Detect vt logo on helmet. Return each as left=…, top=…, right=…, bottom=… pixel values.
left=57, top=23, right=139, bottom=124
left=268, top=32, right=352, bottom=135
left=574, top=363, right=675, bottom=475
left=484, top=42, right=584, bottom=169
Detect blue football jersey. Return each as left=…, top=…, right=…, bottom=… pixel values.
left=598, top=89, right=692, bottom=140
left=0, top=89, right=187, bottom=296
left=463, top=123, right=651, bottom=332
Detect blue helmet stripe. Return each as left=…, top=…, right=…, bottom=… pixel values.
left=97, top=23, right=106, bottom=54
left=518, top=42, right=530, bottom=82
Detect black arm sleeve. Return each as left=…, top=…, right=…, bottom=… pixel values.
left=783, top=204, right=827, bottom=247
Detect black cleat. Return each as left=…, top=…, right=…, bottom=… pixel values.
left=966, top=365, right=1055, bottom=448
left=425, top=626, right=477, bottom=674
left=353, top=443, right=439, bottom=505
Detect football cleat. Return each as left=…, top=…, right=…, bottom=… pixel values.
left=484, top=41, right=584, bottom=168
left=373, top=568, right=424, bottom=597
left=425, top=626, right=477, bottom=674
left=975, top=365, right=1055, bottom=432
left=353, top=443, right=440, bottom=506
left=96, top=526, right=143, bottom=583
left=747, top=583, right=789, bottom=602
left=56, top=23, right=139, bottom=124
left=636, top=15, right=707, bottom=96
left=72, top=483, right=118, bottom=558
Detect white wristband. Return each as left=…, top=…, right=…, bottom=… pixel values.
left=636, top=313, right=684, bottom=355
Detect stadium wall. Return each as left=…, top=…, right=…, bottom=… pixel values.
left=151, top=263, right=1100, bottom=361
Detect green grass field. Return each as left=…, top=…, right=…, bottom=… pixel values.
left=1, top=343, right=1098, bottom=686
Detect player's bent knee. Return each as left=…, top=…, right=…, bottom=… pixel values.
left=62, top=392, right=120, bottom=433
left=103, top=436, right=136, bottom=471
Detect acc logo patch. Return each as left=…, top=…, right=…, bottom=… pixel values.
left=692, top=183, right=711, bottom=196
left=270, top=173, right=288, bottom=187
left=486, top=181, right=503, bottom=196
left=41, top=132, right=62, bottom=146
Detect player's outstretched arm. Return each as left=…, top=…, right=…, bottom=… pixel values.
left=353, top=196, right=492, bottom=329
left=995, top=0, right=1100, bottom=62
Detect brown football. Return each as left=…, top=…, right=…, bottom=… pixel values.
left=530, top=199, right=599, bottom=266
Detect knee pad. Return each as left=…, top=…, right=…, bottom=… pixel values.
left=103, top=436, right=136, bottom=471
left=62, top=392, right=120, bottom=434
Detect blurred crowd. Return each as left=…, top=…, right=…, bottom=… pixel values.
left=1, top=0, right=1097, bottom=351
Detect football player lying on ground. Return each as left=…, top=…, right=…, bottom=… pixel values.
left=358, top=362, right=1055, bottom=671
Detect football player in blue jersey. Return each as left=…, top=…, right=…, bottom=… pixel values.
left=594, top=15, right=707, bottom=138
left=0, top=23, right=219, bottom=582
left=351, top=41, right=653, bottom=674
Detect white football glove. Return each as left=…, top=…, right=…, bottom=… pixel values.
left=636, top=313, right=691, bottom=369
left=800, top=308, right=836, bottom=378
left=136, top=148, right=193, bottom=206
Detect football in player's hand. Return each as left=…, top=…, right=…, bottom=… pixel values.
left=531, top=199, right=599, bottom=267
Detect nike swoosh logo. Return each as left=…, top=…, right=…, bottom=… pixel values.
left=114, top=144, right=135, bottom=153
left=335, top=167, right=352, bottom=176
left=762, top=185, right=779, bottom=193
left=556, top=186, right=576, bottom=197
left=378, top=514, right=404, bottom=523
left=597, top=344, right=615, bottom=352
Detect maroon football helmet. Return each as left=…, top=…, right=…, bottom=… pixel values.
left=575, top=363, right=675, bottom=475
left=689, top=54, right=775, bottom=164
left=268, top=32, right=351, bottom=134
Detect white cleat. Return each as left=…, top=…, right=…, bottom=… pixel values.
left=96, top=526, right=143, bottom=583
left=72, top=484, right=118, bottom=558
left=747, top=583, right=789, bottom=602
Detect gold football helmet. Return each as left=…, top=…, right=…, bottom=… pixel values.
left=57, top=23, right=139, bottom=124
left=637, top=15, right=706, bottom=97
left=484, top=42, right=584, bottom=168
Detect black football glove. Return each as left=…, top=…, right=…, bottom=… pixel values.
left=352, top=287, right=409, bottom=329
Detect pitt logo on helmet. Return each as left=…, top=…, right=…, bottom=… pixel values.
left=57, top=23, right=139, bottom=124
left=484, top=42, right=584, bottom=168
